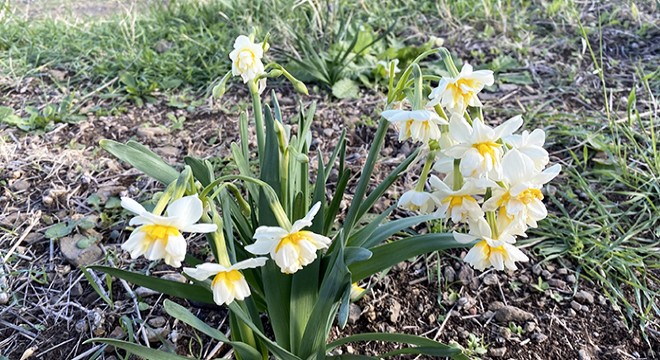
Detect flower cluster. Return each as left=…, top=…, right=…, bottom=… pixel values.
left=385, top=62, right=560, bottom=272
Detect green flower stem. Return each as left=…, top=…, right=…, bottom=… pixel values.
left=248, top=80, right=265, bottom=156
left=205, top=210, right=232, bottom=268
left=452, top=159, right=464, bottom=191
left=412, top=64, right=424, bottom=110
left=434, top=104, right=449, bottom=121
left=208, top=183, right=251, bottom=217
left=438, top=47, right=460, bottom=77
left=152, top=182, right=175, bottom=216
left=415, top=151, right=436, bottom=191
left=484, top=187, right=498, bottom=238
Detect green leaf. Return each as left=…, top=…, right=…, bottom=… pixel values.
left=350, top=233, right=466, bottom=281
left=45, top=222, right=73, bottom=240
left=327, top=333, right=466, bottom=359
left=85, top=339, right=194, bottom=360
left=331, top=79, right=359, bottom=99
left=344, top=247, right=372, bottom=266
left=164, top=300, right=262, bottom=360
left=89, top=266, right=214, bottom=304
left=81, top=267, right=113, bottom=308
left=184, top=156, right=214, bottom=187
left=360, top=213, right=438, bottom=249
left=101, top=140, right=179, bottom=185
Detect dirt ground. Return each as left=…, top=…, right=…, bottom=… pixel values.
left=1, top=1, right=659, bottom=360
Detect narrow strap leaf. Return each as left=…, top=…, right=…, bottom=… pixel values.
left=85, top=338, right=198, bottom=360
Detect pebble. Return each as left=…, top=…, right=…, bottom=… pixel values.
left=389, top=300, right=402, bottom=323
left=10, top=179, right=30, bottom=191
left=137, top=126, right=169, bottom=137
left=60, top=234, right=103, bottom=267
left=109, top=326, right=126, bottom=340
left=443, top=266, right=456, bottom=283
left=531, top=332, right=548, bottom=343
left=566, top=274, right=577, bottom=284
left=557, top=268, right=568, bottom=275
left=146, top=324, right=171, bottom=342
left=480, top=310, right=495, bottom=322
left=532, top=264, right=542, bottom=275
left=495, top=305, right=535, bottom=323
left=578, top=349, right=592, bottom=360
left=458, top=265, right=474, bottom=286
left=483, top=273, right=498, bottom=286
left=148, top=316, right=167, bottom=328
left=548, top=279, right=566, bottom=288
left=348, top=304, right=361, bottom=324
left=597, top=295, right=607, bottom=306
left=571, top=300, right=582, bottom=311
left=161, top=273, right=187, bottom=283
left=0, top=292, right=9, bottom=305
left=518, top=274, right=530, bottom=284
left=156, top=146, right=179, bottom=158
left=500, top=327, right=512, bottom=340
left=135, top=287, right=160, bottom=297
left=574, top=290, right=594, bottom=304
left=70, top=282, right=84, bottom=297
left=524, top=321, right=536, bottom=332
left=489, top=347, right=507, bottom=357
left=488, top=301, right=505, bottom=311
left=541, top=270, right=552, bottom=279
left=567, top=309, right=577, bottom=317
left=75, top=319, right=88, bottom=333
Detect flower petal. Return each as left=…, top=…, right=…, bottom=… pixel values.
left=121, top=197, right=147, bottom=215
left=167, top=195, right=203, bottom=228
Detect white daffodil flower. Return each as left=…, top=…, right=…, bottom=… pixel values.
left=183, top=257, right=267, bottom=306
left=229, top=35, right=265, bottom=83
left=453, top=217, right=529, bottom=271
left=381, top=109, right=448, bottom=143
left=350, top=283, right=366, bottom=301
left=504, top=129, right=549, bottom=171
left=483, top=149, right=561, bottom=227
left=397, top=189, right=440, bottom=214
left=245, top=202, right=332, bottom=274
left=428, top=63, right=494, bottom=115
left=120, top=195, right=217, bottom=268
left=430, top=175, right=486, bottom=223
left=444, top=115, right=523, bottom=179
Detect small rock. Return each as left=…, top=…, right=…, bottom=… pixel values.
left=566, top=274, right=576, bottom=283
left=0, top=292, right=9, bottom=305
left=389, top=300, right=402, bottom=323
left=500, top=327, right=512, bottom=340
left=524, top=322, right=536, bottom=332
left=541, top=270, right=552, bottom=279
left=443, top=266, right=456, bottom=283
left=479, top=310, right=495, bottom=322
left=545, top=264, right=556, bottom=272
left=489, top=347, right=507, bottom=357
left=578, top=349, right=592, bottom=360
left=597, top=295, right=607, bottom=306
left=557, top=268, right=568, bottom=275
left=488, top=301, right=505, bottom=311
left=582, top=305, right=590, bottom=312
left=348, top=304, right=361, bottom=324
left=70, top=282, right=84, bottom=297
left=146, top=324, right=170, bottom=342
left=518, top=274, right=530, bottom=284
left=548, top=279, right=566, bottom=288
left=495, top=305, right=534, bottom=323
left=156, top=146, right=179, bottom=158
left=574, top=290, right=594, bottom=304
left=567, top=309, right=577, bottom=317
left=323, top=128, right=334, bottom=137
left=109, top=326, right=126, bottom=340
left=60, top=234, right=103, bottom=267
left=135, top=287, right=160, bottom=298
left=483, top=273, right=498, bottom=286
left=10, top=179, right=30, bottom=191
left=531, top=332, right=548, bottom=343
left=137, top=126, right=169, bottom=138
left=458, top=265, right=474, bottom=286
left=571, top=300, right=582, bottom=311
left=532, top=264, right=542, bottom=275
left=75, top=319, right=88, bottom=333
left=148, top=316, right=167, bottom=328
left=161, top=273, right=187, bottom=283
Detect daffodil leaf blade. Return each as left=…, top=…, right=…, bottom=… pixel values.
left=100, top=139, right=179, bottom=185
left=326, top=332, right=466, bottom=359
left=85, top=338, right=196, bottom=360
left=88, top=266, right=214, bottom=304
left=184, top=156, right=214, bottom=187
left=360, top=213, right=438, bottom=249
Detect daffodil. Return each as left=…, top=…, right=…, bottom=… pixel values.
left=183, top=257, right=267, bottom=305
left=453, top=218, right=528, bottom=271
left=120, top=195, right=217, bottom=268
left=428, top=63, right=494, bottom=115
left=229, top=35, right=265, bottom=83
left=504, top=129, right=549, bottom=171
left=430, top=175, right=486, bottom=223
left=444, top=115, right=523, bottom=179
left=381, top=109, right=448, bottom=143
left=245, top=202, right=331, bottom=274
left=397, top=189, right=439, bottom=213
left=483, top=149, right=561, bottom=227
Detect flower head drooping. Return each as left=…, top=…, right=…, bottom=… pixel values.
left=483, top=149, right=561, bottom=227
left=444, top=115, right=523, bottom=179
left=120, top=195, right=217, bottom=268
left=428, top=63, right=494, bottom=115
left=229, top=35, right=265, bottom=83
left=245, top=202, right=332, bottom=274
left=430, top=175, right=486, bottom=223
left=183, top=258, right=267, bottom=306
left=397, top=189, right=439, bottom=214
left=454, top=218, right=529, bottom=271
left=381, top=109, right=448, bottom=143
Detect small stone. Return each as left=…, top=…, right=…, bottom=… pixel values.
left=541, top=270, right=552, bottom=279
left=459, top=329, right=469, bottom=339
left=548, top=279, right=566, bottom=288
left=500, top=327, right=512, bottom=340
left=60, top=234, right=103, bottom=267
left=75, top=319, right=88, bottom=333
left=136, top=287, right=159, bottom=297
left=597, top=295, right=607, bottom=306
left=495, top=305, right=534, bottom=323
left=480, top=310, right=495, bottom=322
left=109, top=326, right=126, bottom=340
left=323, top=128, right=334, bottom=137
left=458, top=265, right=474, bottom=286
left=146, top=324, right=170, bottom=342
left=582, top=305, right=590, bottom=312
left=574, top=290, right=594, bottom=304
left=148, top=316, right=167, bottom=328
left=70, top=282, right=84, bottom=297
left=578, top=349, right=592, bottom=360
left=524, top=322, right=536, bottom=332
left=389, top=300, right=402, bottom=323
left=518, top=274, right=530, bottom=284
left=488, top=301, right=505, bottom=311
left=483, top=273, right=498, bottom=286
left=0, top=292, right=9, bottom=305
left=557, top=268, right=568, bottom=275
left=443, top=266, right=456, bottom=283
left=567, top=309, right=577, bottom=317
left=348, top=304, right=361, bottom=325
left=532, top=264, right=542, bottom=275
left=137, top=126, right=169, bottom=137
left=545, top=264, right=556, bottom=272
left=156, top=146, right=179, bottom=158
left=566, top=274, right=576, bottom=283
left=531, top=332, right=548, bottom=343
left=10, top=179, right=30, bottom=191
left=489, top=347, right=507, bottom=357
left=161, top=273, right=187, bottom=283
left=571, top=300, right=582, bottom=311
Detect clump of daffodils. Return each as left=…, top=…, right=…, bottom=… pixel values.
left=384, top=59, right=560, bottom=272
